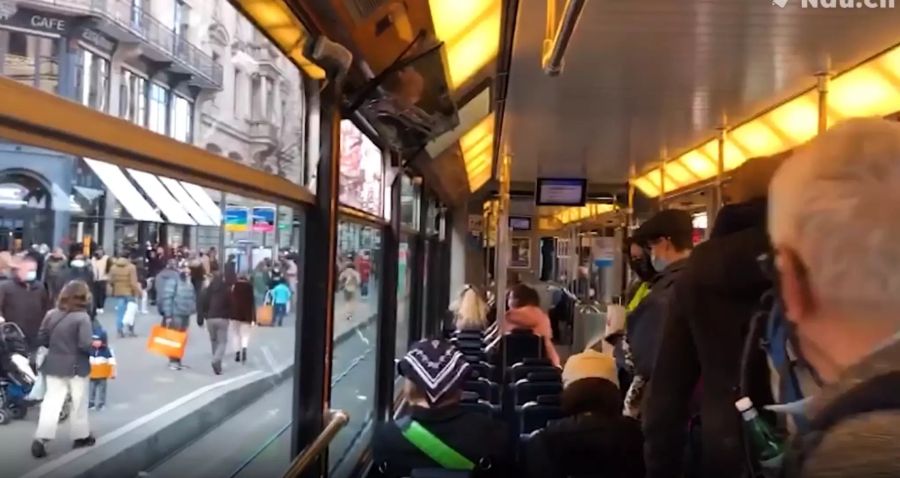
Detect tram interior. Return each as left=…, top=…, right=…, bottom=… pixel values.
left=1, top=0, right=900, bottom=477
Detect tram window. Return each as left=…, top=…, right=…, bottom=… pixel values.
left=394, top=239, right=414, bottom=389
left=0, top=134, right=305, bottom=477
left=330, top=219, right=382, bottom=473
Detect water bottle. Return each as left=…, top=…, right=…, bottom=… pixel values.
left=735, top=397, right=784, bottom=471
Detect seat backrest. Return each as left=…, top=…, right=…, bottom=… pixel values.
left=508, top=364, right=560, bottom=383
left=517, top=402, right=564, bottom=434
left=460, top=400, right=497, bottom=418
left=463, top=379, right=492, bottom=402
left=498, top=331, right=543, bottom=372
left=468, top=361, right=493, bottom=381
left=513, top=381, right=562, bottom=405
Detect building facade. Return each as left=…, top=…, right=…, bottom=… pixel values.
left=0, top=0, right=305, bottom=256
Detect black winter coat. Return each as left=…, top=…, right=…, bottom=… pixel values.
left=200, top=275, right=232, bottom=320
left=643, top=199, right=775, bottom=478
left=369, top=405, right=512, bottom=478
left=526, top=413, right=645, bottom=478
left=230, top=280, right=255, bottom=323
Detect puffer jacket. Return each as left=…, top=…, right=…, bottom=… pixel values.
left=785, top=338, right=900, bottom=478
left=504, top=305, right=561, bottom=367
left=157, top=272, right=196, bottom=318
left=107, top=258, right=141, bottom=298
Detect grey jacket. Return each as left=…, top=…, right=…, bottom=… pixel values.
left=157, top=271, right=196, bottom=318
left=37, top=309, right=93, bottom=378
left=796, top=337, right=900, bottom=478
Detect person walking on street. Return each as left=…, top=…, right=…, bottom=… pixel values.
left=0, top=256, right=51, bottom=351
left=230, top=274, right=255, bottom=364
left=88, top=318, right=115, bottom=410
left=156, top=260, right=196, bottom=370
left=199, top=271, right=232, bottom=375
left=90, top=249, right=110, bottom=314
left=43, top=248, right=68, bottom=305
left=251, top=260, right=270, bottom=308
left=270, top=279, right=292, bottom=327
left=107, top=254, right=142, bottom=338
left=338, top=262, right=361, bottom=322
left=30, top=280, right=95, bottom=458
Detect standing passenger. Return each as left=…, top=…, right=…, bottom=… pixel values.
left=199, top=271, right=232, bottom=375
left=230, top=274, right=255, bottom=364
left=621, top=209, right=692, bottom=417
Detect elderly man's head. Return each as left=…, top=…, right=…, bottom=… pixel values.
left=769, top=117, right=900, bottom=382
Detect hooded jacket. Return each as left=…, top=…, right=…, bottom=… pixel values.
left=107, top=258, right=141, bottom=298
left=157, top=269, right=195, bottom=318
left=642, top=199, right=774, bottom=478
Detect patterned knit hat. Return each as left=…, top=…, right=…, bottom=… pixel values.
left=398, top=339, right=471, bottom=405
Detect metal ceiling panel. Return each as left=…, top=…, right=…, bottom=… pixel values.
left=501, top=0, right=900, bottom=183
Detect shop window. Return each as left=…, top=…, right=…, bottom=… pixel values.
left=8, top=32, right=27, bottom=57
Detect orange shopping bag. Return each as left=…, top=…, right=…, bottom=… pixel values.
left=256, top=304, right=273, bottom=326
left=147, top=324, right=188, bottom=359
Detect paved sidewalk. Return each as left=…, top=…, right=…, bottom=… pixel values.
left=0, top=294, right=379, bottom=478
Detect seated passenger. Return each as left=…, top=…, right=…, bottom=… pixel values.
left=370, top=339, right=511, bottom=478
left=767, top=118, right=900, bottom=477
left=504, top=284, right=561, bottom=367
left=454, top=285, right=489, bottom=333
left=525, top=350, right=644, bottom=478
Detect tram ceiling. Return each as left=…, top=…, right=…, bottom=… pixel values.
left=501, top=0, right=900, bottom=186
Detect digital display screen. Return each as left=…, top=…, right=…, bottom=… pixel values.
left=509, top=216, right=532, bottom=231
left=535, top=178, right=587, bottom=206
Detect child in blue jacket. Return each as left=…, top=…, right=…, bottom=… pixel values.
left=89, top=320, right=116, bottom=410
left=270, top=280, right=292, bottom=327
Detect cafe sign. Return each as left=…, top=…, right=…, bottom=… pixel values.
left=0, top=5, right=70, bottom=35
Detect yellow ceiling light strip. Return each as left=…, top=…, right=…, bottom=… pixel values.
left=554, top=203, right=615, bottom=225
left=634, top=41, right=900, bottom=199
left=235, top=0, right=326, bottom=80
left=461, top=113, right=495, bottom=192
left=428, top=0, right=503, bottom=90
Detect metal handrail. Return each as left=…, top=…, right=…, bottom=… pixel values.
left=282, top=409, right=350, bottom=478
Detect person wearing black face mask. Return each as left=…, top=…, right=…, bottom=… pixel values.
left=625, top=239, right=656, bottom=308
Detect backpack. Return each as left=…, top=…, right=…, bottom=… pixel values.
left=781, top=371, right=900, bottom=477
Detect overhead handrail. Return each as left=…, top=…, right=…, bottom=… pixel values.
left=282, top=409, right=350, bottom=478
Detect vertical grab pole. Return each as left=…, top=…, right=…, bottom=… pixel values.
left=713, top=126, right=726, bottom=225
left=495, top=148, right=511, bottom=323
left=293, top=35, right=351, bottom=476
left=658, top=153, right=667, bottom=211
left=816, top=72, right=830, bottom=134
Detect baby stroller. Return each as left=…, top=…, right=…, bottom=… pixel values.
left=0, top=322, right=70, bottom=424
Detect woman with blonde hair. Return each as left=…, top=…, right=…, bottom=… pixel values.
left=454, top=285, right=488, bottom=332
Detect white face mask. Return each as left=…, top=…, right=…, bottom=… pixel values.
left=651, top=253, right=668, bottom=272
left=71, top=260, right=86, bottom=268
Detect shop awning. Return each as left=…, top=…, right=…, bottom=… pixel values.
left=82, top=159, right=163, bottom=222
left=181, top=181, right=222, bottom=225
left=159, top=177, right=218, bottom=226
left=126, top=169, right=196, bottom=225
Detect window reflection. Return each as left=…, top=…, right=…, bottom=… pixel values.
left=340, top=120, right=384, bottom=216
left=330, top=219, right=382, bottom=473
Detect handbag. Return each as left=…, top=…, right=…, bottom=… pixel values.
left=123, top=301, right=139, bottom=327
left=146, top=324, right=188, bottom=359
left=25, top=347, right=49, bottom=401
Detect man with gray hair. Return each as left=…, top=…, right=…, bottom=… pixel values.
left=770, top=118, right=900, bottom=476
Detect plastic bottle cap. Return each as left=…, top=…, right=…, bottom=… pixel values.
left=735, top=397, right=754, bottom=412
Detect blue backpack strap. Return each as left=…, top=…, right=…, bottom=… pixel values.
left=784, top=371, right=900, bottom=477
